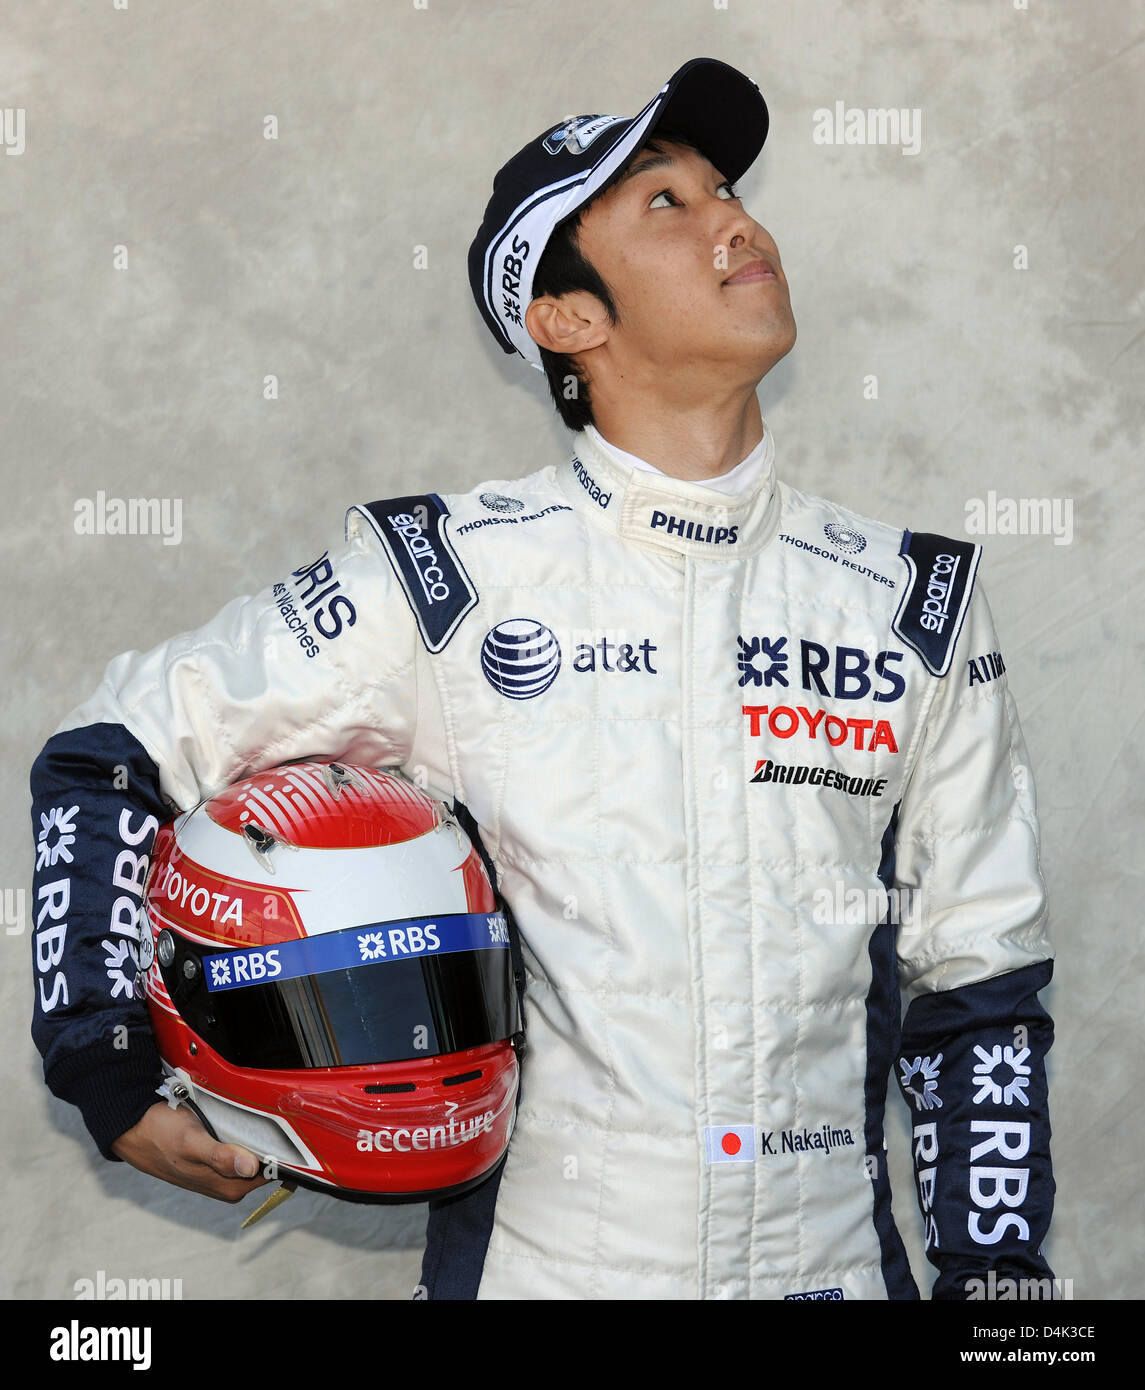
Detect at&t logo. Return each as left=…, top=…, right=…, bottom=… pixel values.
left=481, top=619, right=561, bottom=700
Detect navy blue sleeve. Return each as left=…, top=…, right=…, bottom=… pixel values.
left=895, top=960, right=1056, bottom=1299
left=30, top=724, right=174, bottom=1160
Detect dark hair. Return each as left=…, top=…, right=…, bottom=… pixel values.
left=530, top=128, right=706, bottom=432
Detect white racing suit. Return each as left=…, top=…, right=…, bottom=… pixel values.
left=29, top=421, right=1055, bottom=1299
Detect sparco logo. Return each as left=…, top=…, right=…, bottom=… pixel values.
left=481, top=619, right=561, bottom=699
left=824, top=523, right=866, bottom=554
left=919, top=552, right=960, bottom=633
left=650, top=511, right=738, bottom=546
left=480, top=492, right=524, bottom=514
left=570, top=457, right=611, bottom=508
left=387, top=512, right=452, bottom=605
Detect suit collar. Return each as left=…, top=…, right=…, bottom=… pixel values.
left=557, top=421, right=780, bottom=559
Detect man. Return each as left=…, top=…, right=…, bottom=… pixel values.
left=30, top=58, right=1055, bottom=1299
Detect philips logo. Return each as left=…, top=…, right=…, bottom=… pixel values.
left=650, top=510, right=739, bottom=546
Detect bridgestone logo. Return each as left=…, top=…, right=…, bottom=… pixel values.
left=750, top=759, right=887, bottom=797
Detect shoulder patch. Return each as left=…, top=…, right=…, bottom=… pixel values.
left=349, top=494, right=478, bottom=653
left=892, top=530, right=980, bottom=677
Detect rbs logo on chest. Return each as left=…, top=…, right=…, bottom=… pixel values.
left=737, top=634, right=906, bottom=703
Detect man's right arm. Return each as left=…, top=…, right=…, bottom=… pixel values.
left=29, top=522, right=421, bottom=1190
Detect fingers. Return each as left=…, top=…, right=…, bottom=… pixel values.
left=114, top=1101, right=274, bottom=1202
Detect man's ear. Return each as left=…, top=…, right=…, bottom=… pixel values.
left=525, top=291, right=611, bottom=357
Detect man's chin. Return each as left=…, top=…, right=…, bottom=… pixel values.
left=739, top=320, right=796, bottom=381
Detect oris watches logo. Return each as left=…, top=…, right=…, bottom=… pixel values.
left=481, top=619, right=562, bottom=700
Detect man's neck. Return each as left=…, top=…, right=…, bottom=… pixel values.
left=589, top=390, right=765, bottom=484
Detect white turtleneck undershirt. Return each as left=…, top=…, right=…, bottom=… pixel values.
left=584, top=422, right=769, bottom=497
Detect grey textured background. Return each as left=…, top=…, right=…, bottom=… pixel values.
left=3, top=0, right=1142, bottom=1301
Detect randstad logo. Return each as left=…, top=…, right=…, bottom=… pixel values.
left=570, top=457, right=611, bottom=508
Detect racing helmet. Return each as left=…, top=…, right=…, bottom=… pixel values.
left=139, top=760, right=523, bottom=1202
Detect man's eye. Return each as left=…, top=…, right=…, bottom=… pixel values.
left=649, top=182, right=740, bottom=209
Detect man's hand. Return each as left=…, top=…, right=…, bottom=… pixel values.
left=111, top=1101, right=272, bottom=1203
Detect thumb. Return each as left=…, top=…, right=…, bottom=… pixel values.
left=229, top=1147, right=262, bottom=1179
left=204, top=1140, right=262, bottom=1180
left=171, top=1107, right=266, bottom=1181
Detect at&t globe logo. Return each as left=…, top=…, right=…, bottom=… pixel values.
left=480, top=619, right=561, bottom=700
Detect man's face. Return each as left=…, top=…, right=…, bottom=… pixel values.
left=568, top=138, right=796, bottom=388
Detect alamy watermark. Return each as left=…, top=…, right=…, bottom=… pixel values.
left=74, top=492, right=183, bottom=546
left=812, top=101, right=922, bottom=156
left=964, top=1270, right=1074, bottom=1300
left=2, top=887, right=26, bottom=935
left=812, top=881, right=924, bottom=933
left=2, top=108, right=25, bottom=156
left=73, top=1269, right=182, bottom=1300
left=965, top=491, right=1073, bottom=546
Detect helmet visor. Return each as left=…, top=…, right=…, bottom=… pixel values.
left=156, top=911, right=518, bottom=1069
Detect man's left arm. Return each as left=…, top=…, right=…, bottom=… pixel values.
left=891, top=566, right=1056, bottom=1300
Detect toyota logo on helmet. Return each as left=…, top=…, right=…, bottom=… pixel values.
left=140, top=761, right=524, bottom=1204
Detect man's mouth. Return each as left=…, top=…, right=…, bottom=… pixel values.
left=723, top=258, right=778, bottom=285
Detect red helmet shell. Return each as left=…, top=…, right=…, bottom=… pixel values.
left=141, top=762, right=521, bottom=1200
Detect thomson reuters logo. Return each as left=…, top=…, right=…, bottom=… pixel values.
left=481, top=619, right=561, bottom=700
left=824, top=522, right=866, bottom=554
left=479, top=492, right=524, bottom=514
